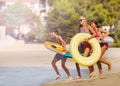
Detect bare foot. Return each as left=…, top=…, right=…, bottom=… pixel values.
left=99, top=69, right=103, bottom=76
left=89, top=71, right=96, bottom=78
left=75, top=76, right=81, bottom=79
left=55, top=75, right=61, bottom=80
left=67, top=76, right=73, bottom=80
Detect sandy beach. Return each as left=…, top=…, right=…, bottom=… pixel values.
left=41, top=45, right=120, bottom=86
left=0, top=43, right=120, bottom=86
left=42, top=73, right=120, bottom=86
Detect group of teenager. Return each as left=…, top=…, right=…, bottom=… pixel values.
left=50, top=16, right=112, bottom=80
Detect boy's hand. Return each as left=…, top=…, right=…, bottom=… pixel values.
left=61, top=44, right=66, bottom=50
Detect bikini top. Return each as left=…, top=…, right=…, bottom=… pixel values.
left=80, top=27, right=90, bottom=34
left=95, top=32, right=100, bottom=37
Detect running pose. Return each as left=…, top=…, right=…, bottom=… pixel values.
left=50, top=29, right=72, bottom=80
left=90, top=20, right=112, bottom=76
left=75, top=16, right=96, bottom=79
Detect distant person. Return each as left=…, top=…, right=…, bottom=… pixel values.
left=50, top=29, right=72, bottom=80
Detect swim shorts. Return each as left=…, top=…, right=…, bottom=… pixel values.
left=54, top=53, right=67, bottom=61
left=100, top=43, right=109, bottom=50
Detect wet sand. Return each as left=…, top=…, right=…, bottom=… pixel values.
left=42, top=73, right=120, bottom=86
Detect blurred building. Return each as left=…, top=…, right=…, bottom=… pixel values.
left=0, top=0, right=49, bottom=40
left=0, top=0, right=49, bottom=23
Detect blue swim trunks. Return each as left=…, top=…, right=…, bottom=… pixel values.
left=54, top=53, right=67, bottom=61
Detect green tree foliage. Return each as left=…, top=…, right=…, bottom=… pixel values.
left=4, top=2, right=36, bottom=26
left=47, top=0, right=120, bottom=45
left=48, top=0, right=120, bottom=26
left=47, top=0, right=79, bottom=40
left=84, top=0, right=120, bottom=26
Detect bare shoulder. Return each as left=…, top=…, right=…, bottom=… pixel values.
left=57, top=35, right=62, bottom=39
left=56, top=35, right=63, bottom=41
left=88, top=25, right=93, bottom=30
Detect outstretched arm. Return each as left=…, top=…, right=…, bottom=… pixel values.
left=99, top=28, right=110, bottom=39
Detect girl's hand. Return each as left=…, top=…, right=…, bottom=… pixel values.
left=84, top=38, right=90, bottom=42
left=99, top=36, right=104, bottom=40
left=96, top=36, right=104, bottom=40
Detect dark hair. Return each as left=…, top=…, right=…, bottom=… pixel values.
left=50, top=28, right=58, bottom=33
left=79, top=24, right=83, bottom=32
left=91, top=20, right=100, bottom=28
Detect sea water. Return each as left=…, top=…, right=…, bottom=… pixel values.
left=0, top=67, right=89, bottom=86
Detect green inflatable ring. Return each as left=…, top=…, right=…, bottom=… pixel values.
left=70, top=33, right=101, bottom=66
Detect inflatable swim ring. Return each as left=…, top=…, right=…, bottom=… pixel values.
left=99, top=36, right=114, bottom=44
left=70, top=33, right=101, bottom=66
left=44, top=41, right=69, bottom=55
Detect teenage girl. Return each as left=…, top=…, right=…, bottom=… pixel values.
left=90, top=20, right=112, bottom=76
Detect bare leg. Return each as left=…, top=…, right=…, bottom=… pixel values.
left=88, top=66, right=96, bottom=78
left=99, top=58, right=112, bottom=70
left=84, top=46, right=96, bottom=78
left=83, top=47, right=90, bottom=57
left=88, top=66, right=94, bottom=73
left=99, top=45, right=112, bottom=71
left=61, top=60, right=72, bottom=80
left=75, top=63, right=81, bottom=79
left=97, top=61, right=103, bottom=76
left=51, top=58, right=61, bottom=80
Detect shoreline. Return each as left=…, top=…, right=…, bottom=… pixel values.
left=0, top=44, right=120, bottom=86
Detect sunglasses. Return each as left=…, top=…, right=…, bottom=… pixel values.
left=78, top=19, right=85, bottom=22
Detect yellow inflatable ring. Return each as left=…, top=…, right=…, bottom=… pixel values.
left=70, top=33, right=101, bottom=66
